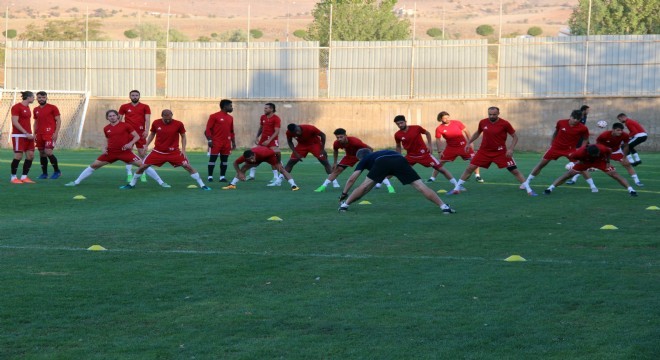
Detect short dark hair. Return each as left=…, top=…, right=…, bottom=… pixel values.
left=36, top=91, right=47, bottom=96
left=488, top=106, right=500, bottom=112
left=129, top=90, right=140, bottom=96
left=580, top=105, right=590, bottom=111
left=356, top=148, right=372, bottom=160
left=21, top=91, right=34, bottom=100
left=570, top=110, right=582, bottom=120
left=220, top=99, right=232, bottom=108
left=106, top=109, right=119, bottom=118
left=393, top=115, right=406, bottom=123
left=287, top=123, right=297, bottom=132
left=333, top=128, right=347, bottom=136
left=612, top=122, right=624, bottom=130
left=617, top=113, right=626, bottom=118
left=437, top=111, right=450, bottom=120
left=265, top=102, right=276, bottom=112
left=586, top=144, right=600, bottom=157
left=243, top=150, right=254, bottom=158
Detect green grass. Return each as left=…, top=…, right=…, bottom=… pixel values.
left=1, top=150, right=659, bottom=359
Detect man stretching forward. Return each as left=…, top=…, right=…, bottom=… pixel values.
left=222, top=146, right=299, bottom=191
left=284, top=123, right=332, bottom=176
left=315, top=128, right=371, bottom=192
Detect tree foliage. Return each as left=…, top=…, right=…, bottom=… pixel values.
left=3, top=29, right=17, bottom=39
left=129, top=23, right=189, bottom=46
left=123, top=29, right=139, bottom=39
left=18, top=19, right=106, bottom=41
left=476, top=24, right=494, bottom=37
left=527, top=26, right=543, bottom=36
left=293, top=29, right=308, bottom=39
left=568, top=0, right=659, bottom=35
left=426, top=27, right=443, bottom=38
left=307, top=0, right=410, bottom=46
left=250, top=29, right=263, bottom=39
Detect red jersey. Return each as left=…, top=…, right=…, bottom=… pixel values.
left=286, top=124, right=322, bottom=146
left=150, top=119, right=185, bottom=153
left=118, top=102, right=151, bottom=132
left=596, top=130, right=629, bottom=151
left=435, top=120, right=467, bottom=147
left=394, top=125, right=430, bottom=156
left=477, top=118, right=515, bottom=154
left=205, top=111, right=235, bottom=142
left=235, top=146, right=278, bottom=166
left=334, top=136, right=370, bottom=156
left=104, top=122, right=137, bottom=152
left=550, top=119, right=589, bottom=150
left=259, top=114, right=281, bottom=143
left=33, top=103, right=61, bottom=135
left=622, top=118, right=646, bottom=136
left=569, top=144, right=611, bottom=163
left=11, top=103, right=32, bottom=135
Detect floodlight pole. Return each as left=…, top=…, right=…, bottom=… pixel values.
left=582, top=0, right=593, bottom=96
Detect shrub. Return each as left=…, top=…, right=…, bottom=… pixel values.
left=527, top=26, right=543, bottom=36
left=426, top=27, right=443, bottom=38
left=250, top=29, right=263, bottom=39
left=476, top=24, right=494, bottom=36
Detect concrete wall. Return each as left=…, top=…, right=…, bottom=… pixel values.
left=84, top=97, right=660, bottom=151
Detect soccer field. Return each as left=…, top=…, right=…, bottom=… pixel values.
left=1, top=150, right=659, bottom=359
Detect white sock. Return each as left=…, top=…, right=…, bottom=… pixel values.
left=249, top=167, right=256, bottom=177
left=75, top=166, right=95, bottom=184
left=440, top=204, right=450, bottom=210
left=548, top=185, right=555, bottom=191
left=571, top=174, right=580, bottom=182
left=526, top=174, right=535, bottom=183
left=191, top=172, right=205, bottom=186
left=322, top=179, right=331, bottom=186
left=429, top=177, right=436, bottom=181
left=126, top=164, right=133, bottom=175
left=332, top=179, right=340, bottom=186
left=454, top=179, right=465, bottom=190
left=145, top=167, right=163, bottom=185
left=585, top=178, right=596, bottom=188
left=129, top=174, right=138, bottom=186
left=272, top=170, right=279, bottom=180
left=382, top=178, right=392, bottom=186
left=627, top=155, right=634, bottom=163
left=632, top=174, right=639, bottom=182
left=522, top=182, right=532, bottom=193
left=633, top=153, right=640, bottom=162
left=288, top=178, right=297, bottom=187
left=449, top=178, right=456, bottom=185
left=628, top=187, right=634, bottom=192
left=231, top=177, right=239, bottom=185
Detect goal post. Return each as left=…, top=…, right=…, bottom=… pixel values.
left=0, top=89, right=90, bottom=149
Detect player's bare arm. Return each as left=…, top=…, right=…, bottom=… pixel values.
left=424, top=131, right=433, bottom=152
left=53, top=115, right=62, bottom=142
left=465, top=129, right=482, bottom=152
left=12, top=115, right=34, bottom=139
left=180, top=133, right=187, bottom=157
left=143, top=114, right=151, bottom=138
left=341, top=170, right=362, bottom=198
left=123, top=130, right=140, bottom=150
left=507, top=132, right=519, bottom=157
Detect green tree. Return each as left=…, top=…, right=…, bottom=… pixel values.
left=123, top=29, right=139, bottom=39
left=219, top=29, right=247, bottom=42
left=197, top=35, right=212, bottom=42
left=527, top=26, right=543, bottom=36
left=3, top=29, right=17, bottom=39
left=569, top=0, right=659, bottom=35
left=476, top=24, right=494, bottom=37
left=18, top=19, right=106, bottom=41
left=293, top=29, right=308, bottom=39
left=426, top=27, right=443, bottom=38
left=307, top=0, right=410, bottom=46
left=250, top=29, right=263, bottom=39
left=129, top=23, right=189, bottom=46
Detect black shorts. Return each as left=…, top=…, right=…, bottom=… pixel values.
left=366, top=156, right=421, bottom=185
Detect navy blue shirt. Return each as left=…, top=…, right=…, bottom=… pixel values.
left=355, top=150, right=402, bottom=171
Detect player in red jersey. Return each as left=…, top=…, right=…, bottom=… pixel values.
left=9, top=91, right=36, bottom=184
left=221, top=146, right=300, bottom=191
left=315, top=128, right=373, bottom=192
left=249, top=102, right=282, bottom=182
left=204, top=99, right=236, bottom=183
left=617, top=113, right=647, bottom=166
left=122, top=109, right=209, bottom=190
left=284, top=123, right=332, bottom=175
left=33, top=91, right=62, bottom=179
left=451, top=107, right=536, bottom=195
left=65, top=110, right=167, bottom=187
left=118, top=90, right=151, bottom=182
left=428, top=111, right=484, bottom=183
left=544, top=144, right=638, bottom=197
left=597, top=122, right=643, bottom=187
left=523, top=109, right=590, bottom=188
left=394, top=115, right=457, bottom=191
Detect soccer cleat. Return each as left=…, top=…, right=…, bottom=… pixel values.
left=126, top=174, right=133, bottom=182
left=10, top=178, right=23, bottom=184
left=50, top=171, right=62, bottom=179
left=591, top=188, right=599, bottom=193
left=566, top=180, right=576, bottom=185
left=544, top=188, right=552, bottom=195
left=527, top=191, right=538, bottom=197
left=207, top=176, right=213, bottom=182
left=629, top=191, right=638, bottom=197
left=140, top=173, right=147, bottom=182
left=632, top=161, right=641, bottom=167
left=201, top=185, right=211, bottom=191
left=119, top=184, right=134, bottom=189
left=65, top=181, right=77, bottom=187
left=635, top=181, right=644, bottom=187
left=442, top=206, right=456, bottom=214
left=219, top=178, right=228, bottom=183
left=519, top=184, right=526, bottom=190
left=314, top=185, right=327, bottom=192
left=475, top=175, right=484, bottom=183
left=247, top=176, right=255, bottom=181
left=448, top=189, right=460, bottom=195
left=160, top=182, right=172, bottom=188
left=291, top=185, right=300, bottom=191
left=459, top=185, right=467, bottom=191
left=21, top=177, right=36, bottom=184
left=267, top=180, right=282, bottom=187
left=426, top=178, right=435, bottom=183
left=387, top=185, right=396, bottom=194
left=338, top=203, right=349, bottom=212
left=375, top=183, right=382, bottom=189
left=37, top=173, right=49, bottom=179
left=222, top=184, right=237, bottom=190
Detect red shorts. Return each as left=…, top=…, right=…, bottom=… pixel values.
left=441, top=146, right=474, bottom=162
left=573, top=161, right=614, bottom=173
left=97, top=150, right=140, bottom=164
left=210, top=141, right=232, bottom=156
left=471, top=151, right=517, bottom=169
left=542, top=147, right=572, bottom=161
left=35, top=134, right=55, bottom=150
left=134, top=136, right=147, bottom=149
left=338, top=155, right=359, bottom=167
left=292, top=143, right=326, bottom=160
left=12, top=135, right=35, bottom=152
left=260, top=137, right=279, bottom=148
left=406, top=153, right=442, bottom=170
left=144, top=150, right=189, bottom=167
left=610, top=151, right=624, bottom=162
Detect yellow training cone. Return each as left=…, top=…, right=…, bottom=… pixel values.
left=87, top=245, right=107, bottom=251
left=268, top=216, right=283, bottom=221
left=504, top=255, right=526, bottom=262
left=358, top=200, right=371, bottom=205
left=436, top=189, right=447, bottom=193
left=600, top=225, right=618, bottom=230
left=73, top=195, right=86, bottom=200
left=646, top=206, right=659, bottom=210
left=187, top=184, right=198, bottom=189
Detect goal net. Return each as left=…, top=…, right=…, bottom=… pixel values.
left=0, top=89, right=90, bottom=149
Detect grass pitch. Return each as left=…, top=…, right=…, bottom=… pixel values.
left=1, top=150, right=658, bottom=359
